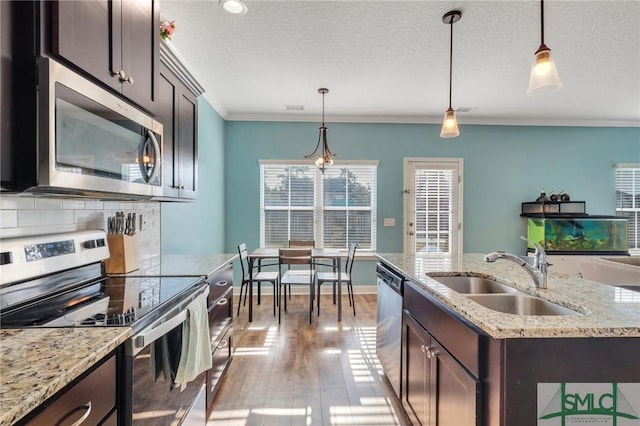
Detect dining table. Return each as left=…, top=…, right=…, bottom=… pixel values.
left=247, top=247, right=345, bottom=322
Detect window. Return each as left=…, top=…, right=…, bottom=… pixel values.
left=616, top=164, right=640, bottom=255
left=260, top=161, right=377, bottom=250
left=404, top=158, right=463, bottom=254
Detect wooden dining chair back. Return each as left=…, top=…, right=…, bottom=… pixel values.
left=288, top=240, right=315, bottom=248
left=237, top=243, right=279, bottom=316
left=278, top=248, right=315, bottom=324
left=316, top=243, right=358, bottom=316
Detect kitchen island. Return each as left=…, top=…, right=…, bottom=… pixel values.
left=376, top=253, right=640, bottom=426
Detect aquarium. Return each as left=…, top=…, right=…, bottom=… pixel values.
left=526, top=216, right=629, bottom=254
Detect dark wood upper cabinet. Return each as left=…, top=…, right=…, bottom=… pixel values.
left=155, top=41, right=203, bottom=201
left=157, top=62, right=197, bottom=200
left=50, top=0, right=159, bottom=113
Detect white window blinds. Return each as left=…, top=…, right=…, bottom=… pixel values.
left=616, top=164, right=640, bottom=254
left=260, top=161, right=377, bottom=250
left=414, top=168, right=455, bottom=253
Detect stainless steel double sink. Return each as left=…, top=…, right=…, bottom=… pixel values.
left=432, top=276, right=580, bottom=316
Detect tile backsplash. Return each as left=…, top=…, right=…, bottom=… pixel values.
left=0, top=194, right=161, bottom=264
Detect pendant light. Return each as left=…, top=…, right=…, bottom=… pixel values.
left=305, top=88, right=336, bottom=173
left=440, top=10, right=461, bottom=139
left=527, top=0, right=562, bottom=95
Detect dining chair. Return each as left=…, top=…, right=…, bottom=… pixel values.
left=284, top=240, right=315, bottom=298
left=316, top=243, right=357, bottom=316
left=278, top=248, right=315, bottom=324
left=237, top=243, right=279, bottom=316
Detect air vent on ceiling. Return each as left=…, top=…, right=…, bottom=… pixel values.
left=285, top=105, right=305, bottom=111
left=456, top=107, right=478, bottom=113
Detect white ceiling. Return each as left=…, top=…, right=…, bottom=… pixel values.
left=160, top=0, right=640, bottom=127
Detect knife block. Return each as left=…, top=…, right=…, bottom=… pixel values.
left=105, top=234, right=140, bottom=274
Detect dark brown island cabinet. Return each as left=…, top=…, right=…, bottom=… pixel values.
left=402, top=281, right=640, bottom=426
left=49, top=0, right=159, bottom=113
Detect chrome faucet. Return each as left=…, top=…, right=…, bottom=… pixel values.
left=484, top=236, right=548, bottom=289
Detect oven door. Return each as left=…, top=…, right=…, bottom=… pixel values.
left=35, top=58, right=163, bottom=198
left=122, top=287, right=208, bottom=426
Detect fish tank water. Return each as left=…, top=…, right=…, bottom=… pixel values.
left=526, top=216, right=629, bottom=254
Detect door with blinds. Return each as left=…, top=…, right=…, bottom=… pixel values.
left=403, top=159, right=463, bottom=254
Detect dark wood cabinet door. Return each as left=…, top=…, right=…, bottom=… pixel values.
left=158, top=64, right=180, bottom=198
left=51, top=0, right=120, bottom=92
left=404, top=313, right=431, bottom=425
left=120, top=0, right=159, bottom=112
left=177, top=88, right=197, bottom=199
left=433, top=340, right=480, bottom=426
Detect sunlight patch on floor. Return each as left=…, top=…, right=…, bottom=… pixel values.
left=207, top=408, right=250, bottom=425
left=232, top=347, right=271, bottom=356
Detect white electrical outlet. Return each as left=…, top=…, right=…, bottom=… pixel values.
left=139, top=214, right=147, bottom=231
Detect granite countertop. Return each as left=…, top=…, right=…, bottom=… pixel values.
left=113, top=253, right=237, bottom=278
left=377, top=253, right=640, bottom=339
left=0, top=327, right=131, bottom=425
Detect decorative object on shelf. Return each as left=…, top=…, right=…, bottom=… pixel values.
left=160, top=18, right=176, bottom=41
left=219, top=0, right=249, bottom=15
left=535, top=188, right=550, bottom=203
left=305, top=88, right=336, bottom=173
left=440, top=10, right=462, bottom=139
left=527, top=0, right=562, bottom=95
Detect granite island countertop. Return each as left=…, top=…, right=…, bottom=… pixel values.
left=377, top=253, right=640, bottom=339
left=0, top=327, right=131, bottom=425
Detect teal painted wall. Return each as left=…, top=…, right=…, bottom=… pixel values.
left=161, top=98, right=226, bottom=253
left=224, top=121, right=640, bottom=258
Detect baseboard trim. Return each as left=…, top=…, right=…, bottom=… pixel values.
left=233, top=284, right=377, bottom=296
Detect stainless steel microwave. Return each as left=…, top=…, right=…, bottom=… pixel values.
left=26, top=58, right=163, bottom=198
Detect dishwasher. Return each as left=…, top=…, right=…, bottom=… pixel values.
left=376, top=262, right=404, bottom=398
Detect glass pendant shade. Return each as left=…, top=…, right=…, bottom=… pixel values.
left=440, top=108, right=460, bottom=138
left=527, top=45, right=562, bottom=95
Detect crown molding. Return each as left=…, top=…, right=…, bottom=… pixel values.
left=160, top=40, right=205, bottom=97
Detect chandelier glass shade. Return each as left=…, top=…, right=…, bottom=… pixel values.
left=305, top=88, right=336, bottom=173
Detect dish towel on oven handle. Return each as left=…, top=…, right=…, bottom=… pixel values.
left=175, top=291, right=212, bottom=385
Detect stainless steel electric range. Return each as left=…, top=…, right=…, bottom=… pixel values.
left=0, top=230, right=209, bottom=426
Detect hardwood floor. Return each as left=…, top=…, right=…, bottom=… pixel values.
left=208, top=293, right=411, bottom=426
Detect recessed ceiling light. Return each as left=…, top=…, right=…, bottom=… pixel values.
left=220, top=0, right=248, bottom=15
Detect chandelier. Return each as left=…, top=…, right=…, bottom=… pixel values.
left=305, top=88, right=336, bottom=173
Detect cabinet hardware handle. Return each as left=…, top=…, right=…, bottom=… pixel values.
left=124, top=75, right=134, bottom=85
left=420, top=344, right=426, bottom=353
left=56, top=401, right=92, bottom=426
left=217, top=298, right=228, bottom=305
left=114, top=69, right=126, bottom=80
left=216, top=280, right=228, bottom=287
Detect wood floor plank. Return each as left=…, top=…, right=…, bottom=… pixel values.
left=209, top=294, right=411, bottom=426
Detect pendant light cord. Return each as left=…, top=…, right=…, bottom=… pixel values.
left=448, top=16, right=454, bottom=109
left=322, top=91, right=326, bottom=127
left=540, top=0, right=545, bottom=45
